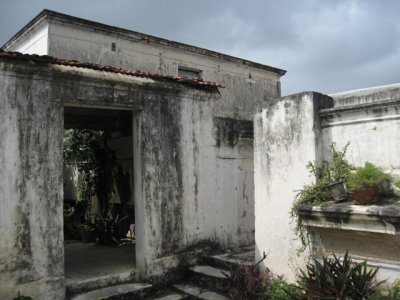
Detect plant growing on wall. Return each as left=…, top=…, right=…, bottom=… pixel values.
left=347, top=162, right=391, bottom=189
left=291, top=143, right=352, bottom=251
left=328, top=142, right=352, bottom=183
left=347, top=162, right=392, bottom=205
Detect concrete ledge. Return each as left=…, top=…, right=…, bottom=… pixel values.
left=298, top=197, right=400, bottom=235
left=319, top=97, right=400, bottom=116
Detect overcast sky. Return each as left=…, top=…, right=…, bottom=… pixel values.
left=0, top=0, right=399, bottom=96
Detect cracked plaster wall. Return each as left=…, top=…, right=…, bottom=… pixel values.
left=4, top=18, right=273, bottom=258
left=0, top=58, right=255, bottom=297
left=254, top=92, right=333, bottom=282
left=0, top=61, right=64, bottom=299
left=315, top=84, right=400, bottom=283
left=46, top=22, right=269, bottom=251
left=255, top=84, right=400, bottom=283
left=322, top=83, right=400, bottom=173
left=138, top=91, right=255, bottom=279
left=46, top=19, right=281, bottom=120
left=6, top=18, right=282, bottom=120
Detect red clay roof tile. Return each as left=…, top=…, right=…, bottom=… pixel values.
left=0, top=49, right=224, bottom=89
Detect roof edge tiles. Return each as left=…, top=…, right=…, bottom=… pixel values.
left=2, top=9, right=286, bottom=77
left=0, top=49, right=224, bottom=89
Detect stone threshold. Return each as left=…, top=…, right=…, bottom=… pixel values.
left=66, top=270, right=137, bottom=296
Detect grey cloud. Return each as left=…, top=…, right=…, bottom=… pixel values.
left=0, top=0, right=398, bottom=95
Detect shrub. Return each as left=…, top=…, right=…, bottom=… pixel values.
left=395, top=180, right=400, bottom=189
left=223, top=264, right=273, bottom=299
left=268, top=277, right=303, bottom=299
left=291, top=143, right=353, bottom=251
left=347, top=162, right=392, bottom=189
left=329, top=142, right=352, bottom=183
left=223, top=255, right=303, bottom=300
left=297, top=251, right=384, bottom=299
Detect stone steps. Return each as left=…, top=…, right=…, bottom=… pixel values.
left=66, top=270, right=137, bottom=296
left=189, top=265, right=228, bottom=293
left=173, top=283, right=228, bottom=300
left=142, top=288, right=188, bottom=300
left=70, top=282, right=152, bottom=300
left=205, top=250, right=254, bottom=270
left=70, top=248, right=254, bottom=299
left=169, top=248, right=255, bottom=299
left=152, top=294, right=187, bottom=300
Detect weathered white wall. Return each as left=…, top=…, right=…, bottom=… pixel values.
left=44, top=19, right=258, bottom=249
left=0, top=57, right=231, bottom=297
left=4, top=14, right=282, bottom=252
left=179, top=98, right=255, bottom=248
left=254, top=92, right=333, bottom=282
left=0, top=61, right=64, bottom=299
left=45, top=19, right=281, bottom=120
left=136, top=90, right=255, bottom=279
left=255, top=84, right=400, bottom=283
left=5, top=16, right=283, bottom=119
left=12, top=23, right=48, bottom=55
left=54, top=65, right=252, bottom=278
left=322, top=83, right=400, bottom=172
left=316, top=83, right=400, bottom=282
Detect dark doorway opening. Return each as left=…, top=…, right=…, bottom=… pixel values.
left=63, top=106, right=136, bottom=283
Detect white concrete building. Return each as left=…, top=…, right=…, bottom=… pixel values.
left=1, top=10, right=286, bottom=299
left=3, top=10, right=286, bottom=250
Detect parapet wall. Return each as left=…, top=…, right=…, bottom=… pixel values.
left=254, top=83, right=400, bottom=283
left=322, top=83, right=400, bottom=172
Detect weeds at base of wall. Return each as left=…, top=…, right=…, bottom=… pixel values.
left=298, top=251, right=384, bottom=299
left=224, top=251, right=394, bottom=299
left=222, top=252, right=302, bottom=299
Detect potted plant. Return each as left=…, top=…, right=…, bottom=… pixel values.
left=291, top=143, right=352, bottom=251
left=94, top=213, right=128, bottom=245
left=347, top=162, right=392, bottom=205
left=78, top=223, right=95, bottom=243
left=325, top=143, right=352, bottom=202
left=326, top=181, right=347, bottom=202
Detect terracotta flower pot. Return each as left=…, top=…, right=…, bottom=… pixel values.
left=349, top=186, right=379, bottom=205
